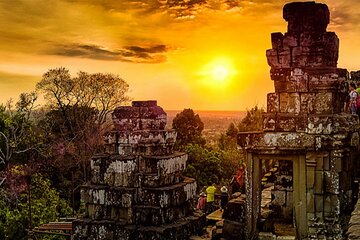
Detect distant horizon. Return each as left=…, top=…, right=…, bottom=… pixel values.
left=165, top=109, right=247, bottom=112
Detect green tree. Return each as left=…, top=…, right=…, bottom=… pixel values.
left=36, top=68, right=130, bottom=126
left=172, top=109, right=205, bottom=149
left=0, top=92, right=41, bottom=168
left=0, top=170, right=71, bottom=240
left=36, top=67, right=130, bottom=202
left=184, top=144, right=222, bottom=188
left=218, top=122, right=239, bottom=150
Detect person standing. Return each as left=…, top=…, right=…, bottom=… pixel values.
left=196, top=192, right=206, bottom=211
left=230, top=164, right=246, bottom=194
left=349, top=83, right=358, bottom=115
left=220, top=186, right=229, bottom=211
left=356, top=82, right=360, bottom=118
left=206, top=182, right=216, bottom=213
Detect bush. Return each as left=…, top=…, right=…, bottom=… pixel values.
left=0, top=173, right=72, bottom=240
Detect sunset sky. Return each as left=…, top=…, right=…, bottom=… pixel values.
left=1, top=0, right=360, bottom=110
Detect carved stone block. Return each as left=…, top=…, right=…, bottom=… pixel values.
left=263, top=113, right=276, bottom=132
left=283, top=2, right=329, bottom=34
left=267, top=93, right=279, bottom=113
left=306, top=115, right=332, bottom=134
left=312, top=92, right=333, bottom=114
left=276, top=114, right=297, bottom=132
left=279, top=93, right=300, bottom=114
left=300, top=93, right=316, bottom=114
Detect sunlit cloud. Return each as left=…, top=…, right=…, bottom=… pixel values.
left=48, top=44, right=168, bottom=63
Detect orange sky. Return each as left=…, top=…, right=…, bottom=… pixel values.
left=0, top=0, right=360, bottom=110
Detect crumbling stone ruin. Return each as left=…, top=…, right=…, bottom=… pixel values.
left=237, top=2, right=360, bottom=239
left=72, top=100, right=205, bottom=240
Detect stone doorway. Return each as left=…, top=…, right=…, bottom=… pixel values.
left=245, top=152, right=307, bottom=239
left=261, top=158, right=295, bottom=236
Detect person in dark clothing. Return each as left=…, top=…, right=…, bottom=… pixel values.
left=220, top=186, right=229, bottom=211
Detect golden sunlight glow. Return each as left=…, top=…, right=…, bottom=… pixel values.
left=198, top=57, right=238, bottom=85
left=212, top=65, right=229, bottom=81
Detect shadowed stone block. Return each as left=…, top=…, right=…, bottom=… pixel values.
left=112, top=101, right=166, bottom=131
left=283, top=33, right=298, bottom=47
left=222, top=197, right=246, bottom=223
left=270, top=68, right=291, bottom=81
left=271, top=32, right=284, bottom=49
left=324, top=171, right=339, bottom=194
left=223, top=219, right=246, bottom=240
left=283, top=2, right=329, bottom=34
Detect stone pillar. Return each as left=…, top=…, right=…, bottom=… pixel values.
left=239, top=2, right=360, bottom=239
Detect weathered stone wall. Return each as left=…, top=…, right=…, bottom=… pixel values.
left=73, top=101, right=205, bottom=240
left=346, top=183, right=360, bottom=239
left=222, top=196, right=247, bottom=239
left=238, top=2, right=360, bottom=239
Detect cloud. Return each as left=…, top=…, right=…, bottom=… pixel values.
left=328, top=1, right=360, bottom=30
left=51, top=44, right=168, bottom=63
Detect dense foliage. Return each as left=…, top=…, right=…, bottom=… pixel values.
left=181, top=106, right=264, bottom=190
left=172, top=109, right=206, bottom=149
left=0, top=171, right=71, bottom=240
left=184, top=144, right=243, bottom=189
left=0, top=92, right=41, bottom=168
left=0, top=67, right=130, bottom=239
left=237, top=105, right=264, bottom=132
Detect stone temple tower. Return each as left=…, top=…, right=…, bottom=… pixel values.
left=238, top=2, right=359, bottom=239
left=73, top=100, right=205, bottom=240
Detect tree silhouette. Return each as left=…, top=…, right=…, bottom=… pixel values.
left=172, top=109, right=205, bottom=149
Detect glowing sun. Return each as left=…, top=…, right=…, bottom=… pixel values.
left=212, top=65, right=229, bottom=81
left=199, top=57, right=237, bottom=85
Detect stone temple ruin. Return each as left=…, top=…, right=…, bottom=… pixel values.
left=237, top=2, right=360, bottom=239
left=72, top=100, right=205, bottom=240
left=69, top=2, right=360, bottom=240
